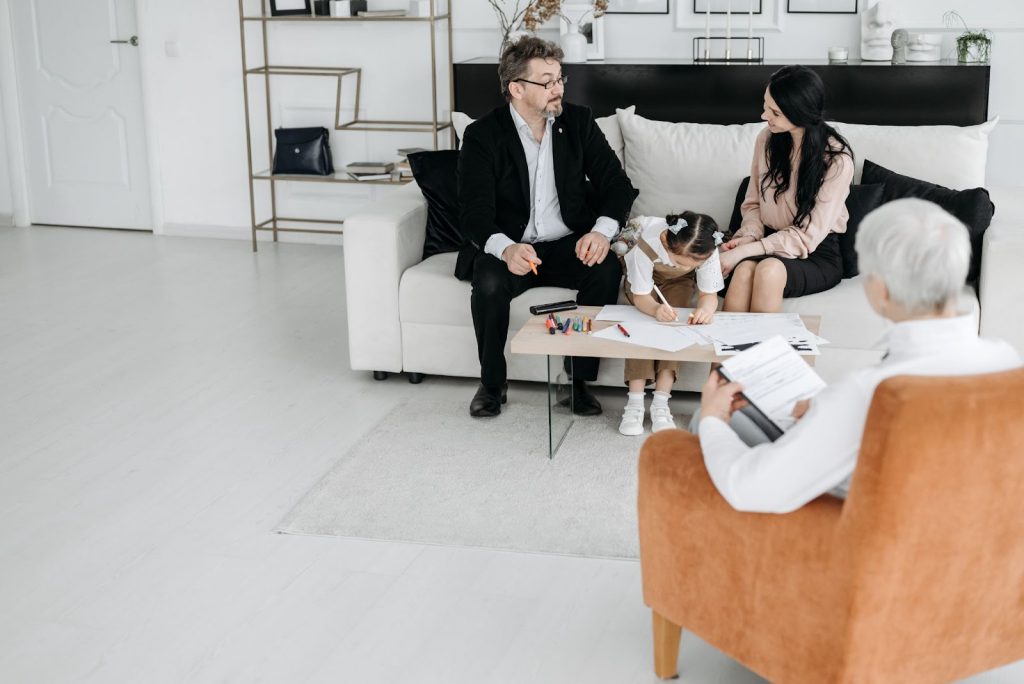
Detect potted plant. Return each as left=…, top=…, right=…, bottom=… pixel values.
left=943, top=11, right=992, bottom=64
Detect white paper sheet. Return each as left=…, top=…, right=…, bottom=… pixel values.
left=595, top=305, right=694, bottom=323
left=719, top=336, right=826, bottom=423
left=592, top=321, right=699, bottom=352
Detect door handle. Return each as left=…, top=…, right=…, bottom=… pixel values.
left=110, top=35, right=139, bottom=46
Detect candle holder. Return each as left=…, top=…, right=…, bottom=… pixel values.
left=693, top=36, right=764, bottom=63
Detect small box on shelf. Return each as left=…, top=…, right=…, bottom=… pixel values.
left=329, top=0, right=367, bottom=16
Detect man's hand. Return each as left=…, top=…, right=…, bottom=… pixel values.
left=502, top=243, right=541, bottom=276
left=576, top=232, right=610, bottom=267
left=700, top=370, right=746, bottom=423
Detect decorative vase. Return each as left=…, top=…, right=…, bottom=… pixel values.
left=958, top=38, right=991, bottom=64
left=560, top=23, right=587, bottom=63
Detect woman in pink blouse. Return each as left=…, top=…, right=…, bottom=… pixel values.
left=720, top=65, right=854, bottom=312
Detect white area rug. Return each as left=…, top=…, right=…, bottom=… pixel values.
left=278, top=383, right=693, bottom=559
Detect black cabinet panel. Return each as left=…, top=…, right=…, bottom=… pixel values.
left=454, top=61, right=989, bottom=127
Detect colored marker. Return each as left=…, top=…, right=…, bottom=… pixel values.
left=528, top=260, right=539, bottom=276
left=617, top=323, right=631, bottom=338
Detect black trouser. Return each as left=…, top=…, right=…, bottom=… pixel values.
left=471, top=233, right=622, bottom=390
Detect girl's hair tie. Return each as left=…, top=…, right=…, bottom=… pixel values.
left=666, top=216, right=688, bottom=235
left=713, top=230, right=724, bottom=246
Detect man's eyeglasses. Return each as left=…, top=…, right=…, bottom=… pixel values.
left=514, top=75, right=568, bottom=90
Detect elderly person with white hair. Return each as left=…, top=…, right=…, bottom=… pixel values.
left=696, top=198, right=1021, bottom=514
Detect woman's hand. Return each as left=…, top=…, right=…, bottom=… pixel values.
left=719, top=247, right=743, bottom=277
left=700, top=371, right=746, bottom=423
left=721, top=235, right=756, bottom=251
left=655, top=303, right=678, bottom=322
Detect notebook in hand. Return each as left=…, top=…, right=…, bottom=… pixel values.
left=717, top=335, right=827, bottom=442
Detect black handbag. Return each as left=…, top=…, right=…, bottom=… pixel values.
left=272, top=127, right=334, bottom=176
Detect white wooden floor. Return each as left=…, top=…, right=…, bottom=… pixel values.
left=0, top=225, right=1020, bottom=683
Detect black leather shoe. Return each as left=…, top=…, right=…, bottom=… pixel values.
left=559, top=378, right=602, bottom=416
left=469, top=383, right=508, bottom=418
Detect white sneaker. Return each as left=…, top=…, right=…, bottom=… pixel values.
left=618, top=406, right=645, bottom=436
left=650, top=405, right=676, bottom=433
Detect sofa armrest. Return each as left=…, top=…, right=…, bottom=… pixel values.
left=980, top=186, right=1024, bottom=354
left=343, top=184, right=428, bottom=373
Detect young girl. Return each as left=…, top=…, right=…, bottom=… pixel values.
left=617, top=211, right=725, bottom=436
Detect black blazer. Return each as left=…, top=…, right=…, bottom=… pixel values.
left=455, top=102, right=637, bottom=280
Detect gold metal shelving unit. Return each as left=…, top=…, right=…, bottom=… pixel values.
left=237, top=0, right=454, bottom=251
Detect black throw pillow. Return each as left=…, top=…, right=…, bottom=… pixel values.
left=727, top=176, right=885, bottom=278
left=837, top=183, right=885, bottom=278
left=408, top=150, right=463, bottom=260
left=861, top=159, right=994, bottom=285
left=727, top=176, right=750, bottom=236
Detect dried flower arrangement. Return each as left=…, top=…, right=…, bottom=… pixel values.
left=487, top=0, right=608, bottom=51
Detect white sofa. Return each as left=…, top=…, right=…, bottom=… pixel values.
left=343, top=109, right=1024, bottom=389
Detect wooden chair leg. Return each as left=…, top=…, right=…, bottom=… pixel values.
left=652, top=610, right=682, bottom=679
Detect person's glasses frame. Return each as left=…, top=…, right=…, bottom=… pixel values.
left=514, top=75, right=569, bottom=90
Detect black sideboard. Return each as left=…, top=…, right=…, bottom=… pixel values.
left=453, top=59, right=990, bottom=127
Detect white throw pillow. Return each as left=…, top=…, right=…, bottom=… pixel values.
left=451, top=108, right=628, bottom=167
left=616, top=108, right=764, bottom=227
left=595, top=106, right=631, bottom=167
left=832, top=118, right=997, bottom=189
left=451, top=111, right=475, bottom=143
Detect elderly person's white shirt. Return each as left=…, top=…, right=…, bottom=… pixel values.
left=699, top=313, right=1021, bottom=514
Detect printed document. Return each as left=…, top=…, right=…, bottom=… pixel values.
left=719, top=335, right=827, bottom=438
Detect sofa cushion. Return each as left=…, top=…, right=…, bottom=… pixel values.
left=831, top=118, right=996, bottom=190
left=409, top=150, right=463, bottom=260
left=837, top=183, right=885, bottom=278
left=616, top=109, right=764, bottom=228
left=862, top=159, right=994, bottom=284
left=727, top=176, right=885, bottom=278
left=451, top=108, right=629, bottom=166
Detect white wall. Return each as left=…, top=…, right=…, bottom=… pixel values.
left=0, top=91, right=11, bottom=224
left=0, top=0, right=1021, bottom=239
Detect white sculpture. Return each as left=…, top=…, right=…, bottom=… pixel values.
left=906, top=32, right=942, bottom=62
left=861, top=0, right=896, bottom=61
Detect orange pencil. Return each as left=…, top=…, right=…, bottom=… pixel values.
left=528, top=260, right=539, bottom=276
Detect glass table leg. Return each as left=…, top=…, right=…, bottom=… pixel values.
left=546, top=354, right=574, bottom=458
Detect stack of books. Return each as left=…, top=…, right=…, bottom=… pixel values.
left=396, top=147, right=427, bottom=179
left=345, top=161, right=395, bottom=181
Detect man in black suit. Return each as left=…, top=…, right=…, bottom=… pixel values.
left=458, top=36, right=637, bottom=418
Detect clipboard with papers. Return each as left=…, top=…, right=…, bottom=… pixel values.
left=716, top=336, right=827, bottom=442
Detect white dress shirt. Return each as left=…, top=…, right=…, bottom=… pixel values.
left=623, top=216, right=725, bottom=295
left=699, top=313, right=1021, bottom=514
left=484, top=104, right=620, bottom=261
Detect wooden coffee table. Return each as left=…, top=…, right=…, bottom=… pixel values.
left=510, top=305, right=821, bottom=457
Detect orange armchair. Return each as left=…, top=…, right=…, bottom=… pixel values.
left=638, top=370, right=1024, bottom=683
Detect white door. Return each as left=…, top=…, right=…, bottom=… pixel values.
left=10, top=0, right=151, bottom=230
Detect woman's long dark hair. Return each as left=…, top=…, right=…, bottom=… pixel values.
left=761, top=65, right=852, bottom=229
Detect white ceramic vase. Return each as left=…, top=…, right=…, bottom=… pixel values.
left=561, top=23, right=587, bottom=63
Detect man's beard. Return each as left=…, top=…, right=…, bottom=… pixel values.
left=544, top=98, right=563, bottom=117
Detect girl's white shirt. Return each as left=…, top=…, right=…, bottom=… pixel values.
left=622, top=216, right=725, bottom=297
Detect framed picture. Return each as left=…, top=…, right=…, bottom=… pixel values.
left=694, top=0, right=763, bottom=14
left=787, top=0, right=856, bottom=13
left=270, top=0, right=312, bottom=16
left=677, top=0, right=784, bottom=30
left=560, top=4, right=606, bottom=60
left=608, top=0, right=669, bottom=13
